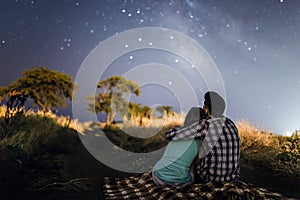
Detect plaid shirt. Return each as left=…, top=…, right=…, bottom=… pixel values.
left=167, top=116, right=240, bottom=183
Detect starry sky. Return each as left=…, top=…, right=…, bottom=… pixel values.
left=0, top=0, right=300, bottom=135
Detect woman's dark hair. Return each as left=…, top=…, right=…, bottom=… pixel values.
left=204, top=91, right=225, bottom=117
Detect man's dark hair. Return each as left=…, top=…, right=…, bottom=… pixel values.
left=204, top=91, right=225, bottom=117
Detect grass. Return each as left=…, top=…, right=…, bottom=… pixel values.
left=0, top=105, right=77, bottom=130
left=101, top=125, right=169, bottom=153
left=237, top=120, right=280, bottom=151
left=0, top=107, right=299, bottom=199
left=237, top=120, right=300, bottom=177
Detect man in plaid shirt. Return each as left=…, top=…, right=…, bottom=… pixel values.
left=166, top=91, right=240, bottom=183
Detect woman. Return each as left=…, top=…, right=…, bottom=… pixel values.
left=152, top=107, right=205, bottom=187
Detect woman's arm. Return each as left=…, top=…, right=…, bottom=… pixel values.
left=170, top=107, right=208, bottom=141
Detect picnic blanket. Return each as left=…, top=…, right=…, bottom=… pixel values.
left=103, top=172, right=293, bottom=200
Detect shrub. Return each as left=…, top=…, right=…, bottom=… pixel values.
left=275, top=135, right=300, bottom=176
left=0, top=113, right=77, bottom=197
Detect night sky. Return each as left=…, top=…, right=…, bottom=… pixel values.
left=1, top=0, right=300, bottom=135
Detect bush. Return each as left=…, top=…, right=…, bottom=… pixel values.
left=277, top=135, right=300, bottom=162
left=0, top=113, right=77, bottom=198
left=275, top=135, right=300, bottom=176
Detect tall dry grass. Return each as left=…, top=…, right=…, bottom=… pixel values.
left=119, top=113, right=184, bottom=129
left=0, top=105, right=77, bottom=130
left=237, top=120, right=300, bottom=176
left=236, top=120, right=280, bottom=151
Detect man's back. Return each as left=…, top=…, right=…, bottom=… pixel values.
left=195, top=117, right=240, bottom=183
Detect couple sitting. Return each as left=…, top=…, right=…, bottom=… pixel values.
left=152, top=91, right=240, bottom=187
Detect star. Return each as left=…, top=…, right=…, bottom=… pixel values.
left=0, top=0, right=299, bottom=135
left=268, top=105, right=272, bottom=109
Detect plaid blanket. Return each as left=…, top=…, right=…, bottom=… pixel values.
left=103, top=172, right=293, bottom=200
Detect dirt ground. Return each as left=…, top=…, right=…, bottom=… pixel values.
left=20, top=170, right=300, bottom=200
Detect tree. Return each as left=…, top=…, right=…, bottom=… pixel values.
left=1, top=67, right=77, bottom=114
left=156, top=105, right=174, bottom=118
left=126, top=102, right=152, bottom=126
left=0, top=88, right=28, bottom=123
left=138, top=105, right=152, bottom=126
left=127, top=102, right=142, bottom=124
left=87, top=76, right=140, bottom=125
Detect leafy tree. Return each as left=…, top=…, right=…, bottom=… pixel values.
left=126, top=102, right=152, bottom=126
left=127, top=102, right=142, bottom=124
left=88, top=76, right=140, bottom=125
left=156, top=105, right=174, bottom=118
left=138, top=105, right=152, bottom=126
left=1, top=67, right=77, bottom=114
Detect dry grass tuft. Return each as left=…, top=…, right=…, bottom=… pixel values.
left=0, top=105, right=6, bottom=117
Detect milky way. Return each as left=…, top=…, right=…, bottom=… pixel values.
left=0, top=0, right=300, bottom=135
